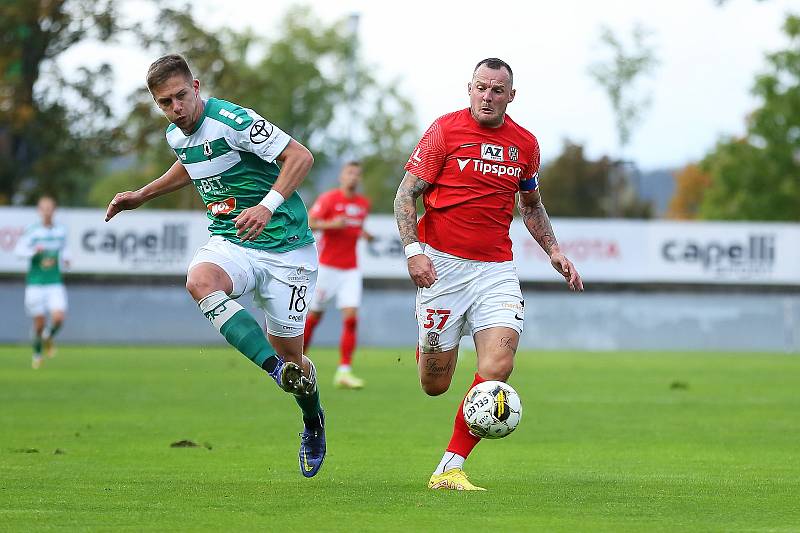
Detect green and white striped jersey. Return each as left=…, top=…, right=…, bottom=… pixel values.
left=14, top=223, right=69, bottom=285
left=166, top=97, right=314, bottom=252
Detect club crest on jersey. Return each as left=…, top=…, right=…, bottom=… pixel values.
left=481, top=143, right=504, bottom=162
left=509, top=146, right=519, bottom=162
left=203, top=139, right=212, bottom=157
left=207, top=197, right=236, bottom=216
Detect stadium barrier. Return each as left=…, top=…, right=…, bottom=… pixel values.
left=1, top=208, right=799, bottom=286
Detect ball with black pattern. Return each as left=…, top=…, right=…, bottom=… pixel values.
left=462, top=380, right=522, bottom=439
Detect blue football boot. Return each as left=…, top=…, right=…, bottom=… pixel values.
left=267, top=357, right=304, bottom=393
left=299, top=410, right=326, bottom=478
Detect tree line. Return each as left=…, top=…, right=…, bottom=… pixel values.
left=1, top=1, right=797, bottom=220
left=0, top=1, right=416, bottom=213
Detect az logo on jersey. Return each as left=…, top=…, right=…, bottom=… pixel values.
left=481, top=143, right=504, bottom=162
left=207, top=197, right=236, bottom=216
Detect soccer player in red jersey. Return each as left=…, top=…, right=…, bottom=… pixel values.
left=304, top=161, right=373, bottom=389
left=394, top=58, right=583, bottom=491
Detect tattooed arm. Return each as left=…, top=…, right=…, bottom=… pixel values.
left=394, top=171, right=437, bottom=288
left=518, top=190, right=584, bottom=291
left=394, top=172, right=429, bottom=246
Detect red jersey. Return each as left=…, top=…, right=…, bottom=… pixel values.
left=309, top=189, right=370, bottom=269
left=404, top=109, right=540, bottom=262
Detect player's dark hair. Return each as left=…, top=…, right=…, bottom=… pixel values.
left=146, top=54, right=193, bottom=91
left=473, top=58, right=513, bottom=84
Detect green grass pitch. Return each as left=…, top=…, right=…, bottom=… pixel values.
left=1, top=345, right=798, bottom=531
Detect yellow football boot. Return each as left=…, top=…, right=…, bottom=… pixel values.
left=428, top=468, right=486, bottom=491
left=333, top=369, right=365, bottom=389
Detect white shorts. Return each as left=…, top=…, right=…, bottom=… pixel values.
left=416, top=246, right=524, bottom=353
left=309, top=265, right=362, bottom=312
left=25, top=284, right=68, bottom=317
left=188, top=236, right=318, bottom=337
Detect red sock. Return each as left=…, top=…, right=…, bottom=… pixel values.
left=303, top=313, right=320, bottom=352
left=446, top=373, right=486, bottom=458
left=340, top=316, right=357, bottom=366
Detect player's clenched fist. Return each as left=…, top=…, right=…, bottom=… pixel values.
left=233, top=204, right=273, bottom=241
left=105, top=191, right=145, bottom=222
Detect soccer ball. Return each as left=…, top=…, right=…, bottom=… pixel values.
left=462, top=380, right=522, bottom=439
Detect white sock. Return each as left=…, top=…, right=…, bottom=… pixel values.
left=198, top=290, right=242, bottom=331
left=337, top=364, right=351, bottom=372
left=433, top=452, right=465, bottom=475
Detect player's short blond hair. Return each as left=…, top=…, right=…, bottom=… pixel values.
left=146, top=54, right=193, bottom=91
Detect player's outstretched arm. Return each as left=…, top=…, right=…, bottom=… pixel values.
left=393, top=171, right=437, bottom=288
left=105, top=160, right=192, bottom=221
left=517, top=190, right=584, bottom=292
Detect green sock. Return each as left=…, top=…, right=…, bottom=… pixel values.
left=219, top=310, right=276, bottom=366
left=33, top=335, right=42, bottom=355
left=198, top=291, right=275, bottom=367
left=48, top=322, right=62, bottom=338
left=295, top=389, right=321, bottom=422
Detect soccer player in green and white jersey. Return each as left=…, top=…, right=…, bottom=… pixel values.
left=14, top=196, right=70, bottom=369
left=105, top=54, right=326, bottom=477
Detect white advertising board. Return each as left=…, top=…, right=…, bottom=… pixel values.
left=2, top=208, right=799, bottom=285
left=0, top=208, right=209, bottom=275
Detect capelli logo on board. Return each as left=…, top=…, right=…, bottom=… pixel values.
left=661, top=235, right=776, bottom=277
left=81, top=224, right=189, bottom=265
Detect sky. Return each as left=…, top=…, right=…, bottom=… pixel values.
left=60, top=0, right=797, bottom=170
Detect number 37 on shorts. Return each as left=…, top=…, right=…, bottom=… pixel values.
left=422, top=309, right=451, bottom=330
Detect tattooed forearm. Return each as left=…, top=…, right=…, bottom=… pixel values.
left=518, top=192, right=559, bottom=256
left=394, top=173, right=430, bottom=246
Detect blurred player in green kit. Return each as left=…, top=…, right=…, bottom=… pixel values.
left=15, top=196, right=70, bottom=369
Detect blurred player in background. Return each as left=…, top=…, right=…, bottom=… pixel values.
left=14, top=196, right=70, bottom=369
left=104, top=54, right=326, bottom=477
left=303, top=161, right=373, bottom=389
left=394, top=58, right=583, bottom=490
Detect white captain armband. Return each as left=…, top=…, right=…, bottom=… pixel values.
left=259, top=189, right=285, bottom=213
